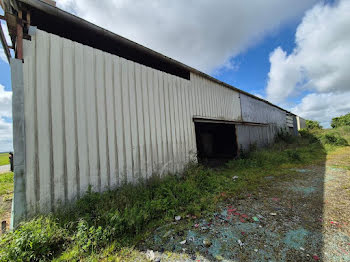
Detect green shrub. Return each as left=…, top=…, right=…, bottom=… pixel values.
left=0, top=217, right=68, bottom=261
left=331, top=113, right=350, bottom=128
left=299, top=129, right=320, bottom=144
left=306, top=120, right=322, bottom=130
left=275, top=129, right=295, bottom=144
left=323, top=133, right=348, bottom=146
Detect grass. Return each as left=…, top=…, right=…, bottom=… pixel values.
left=0, top=172, right=13, bottom=196
left=0, top=172, right=13, bottom=220
left=0, top=153, right=9, bottom=166
left=0, top=128, right=348, bottom=261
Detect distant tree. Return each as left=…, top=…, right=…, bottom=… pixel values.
left=331, top=113, right=350, bottom=128
left=306, top=119, right=322, bottom=130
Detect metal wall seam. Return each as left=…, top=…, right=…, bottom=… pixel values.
left=104, top=53, right=117, bottom=188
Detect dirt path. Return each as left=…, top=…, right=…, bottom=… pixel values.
left=0, top=165, right=10, bottom=174
left=135, top=148, right=350, bottom=261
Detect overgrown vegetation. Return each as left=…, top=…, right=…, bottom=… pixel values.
left=300, top=126, right=350, bottom=151
left=0, top=153, right=9, bottom=166
left=0, top=172, right=13, bottom=218
left=0, top=172, right=13, bottom=196
left=331, top=112, right=350, bottom=128
left=0, top=128, right=349, bottom=261
left=306, top=119, right=322, bottom=130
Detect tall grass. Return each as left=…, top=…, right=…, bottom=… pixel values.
left=0, top=153, right=9, bottom=166
left=0, top=129, right=347, bottom=261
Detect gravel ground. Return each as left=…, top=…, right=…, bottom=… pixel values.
left=135, top=148, right=350, bottom=261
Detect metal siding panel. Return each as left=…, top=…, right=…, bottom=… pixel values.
left=128, top=61, right=140, bottom=181
left=184, top=80, right=192, bottom=161
left=153, top=70, right=163, bottom=172
left=198, top=76, right=204, bottom=116
left=62, top=39, right=78, bottom=201
left=147, top=67, right=157, bottom=173
left=178, top=78, right=186, bottom=170
left=105, top=54, right=117, bottom=188
left=164, top=74, right=174, bottom=174
left=169, top=76, right=177, bottom=172
left=95, top=50, right=109, bottom=191
left=158, top=72, right=168, bottom=176
left=120, top=58, right=133, bottom=183
left=84, top=46, right=99, bottom=192
left=240, top=93, right=286, bottom=127
left=173, top=77, right=181, bottom=172
left=50, top=34, right=66, bottom=204
left=113, top=57, right=126, bottom=185
left=141, top=65, right=152, bottom=178
left=36, top=31, right=52, bottom=212
left=180, top=79, right=189, bottom=163
left=75, top=42, right=89, bottom=196
left=135, top=63, right=147, bottom=178
left=23, top=39, right=36, bottom=213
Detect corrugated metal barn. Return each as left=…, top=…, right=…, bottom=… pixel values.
left=1, top=0, right=306, bottom=226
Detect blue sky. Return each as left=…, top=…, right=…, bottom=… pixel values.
left=213, top=21, right=297, bottom=98
left=1, top=0, right=349, bottom=152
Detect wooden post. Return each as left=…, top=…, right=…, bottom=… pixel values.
left=16, top=11, right=23, bottom=60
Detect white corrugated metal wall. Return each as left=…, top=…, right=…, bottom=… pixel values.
left=236, top=94, right=287, bottom=151
left=22, top=29, right=243, bottom=213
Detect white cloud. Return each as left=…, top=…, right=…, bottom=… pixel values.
left=0, top=84, right=12, bottom=152
left=292, top=92, right=350, bottom=128
left=0, top=117, right=12, bottom=152
left=0, top=47, right=7, bottom=63
left=266, top=0, right=350, bottom=126
left=0, top=84, right=12, bottom=118
left=57, top=0, right=317, bottom=73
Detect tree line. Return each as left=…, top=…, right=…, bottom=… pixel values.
left=305, top=112, right=350, bottom=130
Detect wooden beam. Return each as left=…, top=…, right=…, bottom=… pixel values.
left=0, top=15, right=5, bottom=20
left=16, top=11, right=23, bottom=60
left=16, top=21, right=23, bottom=60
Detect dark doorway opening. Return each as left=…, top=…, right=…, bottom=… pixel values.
left=194, top=121, right=238, bottom=166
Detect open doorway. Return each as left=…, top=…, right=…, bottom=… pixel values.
left=194, top=120, right=238, bottom=166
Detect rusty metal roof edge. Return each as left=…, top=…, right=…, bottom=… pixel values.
left=12, top=0, right=295, bottom=115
